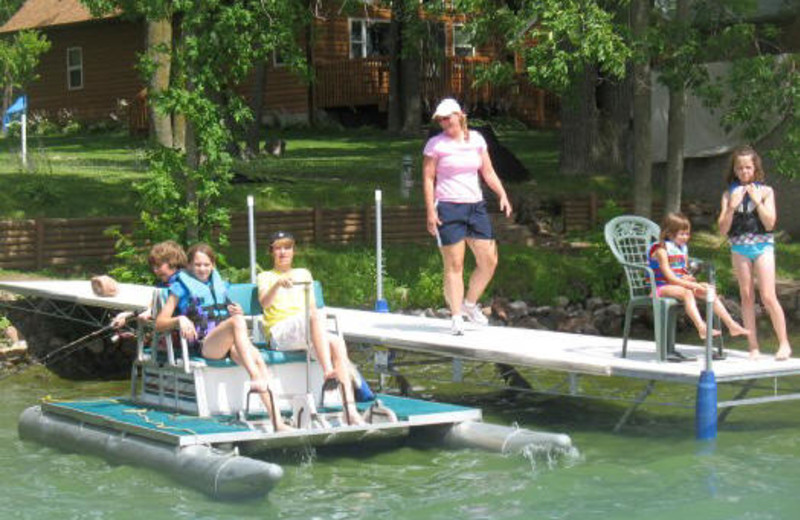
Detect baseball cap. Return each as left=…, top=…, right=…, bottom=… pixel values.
left=432, top=98, right=463, bottom=120
left=269, top=230, right=295, bottom=247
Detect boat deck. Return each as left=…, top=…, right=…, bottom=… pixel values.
left=42, top=394, right=481, bottom=448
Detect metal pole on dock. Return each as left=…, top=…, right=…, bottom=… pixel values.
left=375, top=189, right=389, bottom=312
left=696, top=264, right=718, bottom=440
left=21, top=110, right=27, bottom=168
left=247, top=195, right=257, bottom=284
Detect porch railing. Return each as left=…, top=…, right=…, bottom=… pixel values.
left=315, top=56, right=559, bottom=128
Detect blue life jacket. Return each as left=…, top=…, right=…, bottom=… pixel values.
left=728, top=181, right=768, bottom=238
left=174, top=270, right=229, bottom=339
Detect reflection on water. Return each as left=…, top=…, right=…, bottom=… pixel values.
left=3, top=365, right=800, bottom=519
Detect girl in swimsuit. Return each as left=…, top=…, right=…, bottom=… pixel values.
left=718, top=145, right=792, bottom=360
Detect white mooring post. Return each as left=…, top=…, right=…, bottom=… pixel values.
left=375, top=189, right=388, bottom=312
left=247, top=195, right=257, bottom=284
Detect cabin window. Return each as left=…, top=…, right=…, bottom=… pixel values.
left=67, top=47, right=83, bottom=90
left=273, top=50, right=286, bottom=68
left=349, top=19, right=391, bottom=58
left=453, top=24, right=475, bottom=57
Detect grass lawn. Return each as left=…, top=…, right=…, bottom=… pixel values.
left=0, top=131, right=148, bottom=218
left=0, top=125, right=627, bottom=219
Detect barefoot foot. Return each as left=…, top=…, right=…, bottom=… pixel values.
left=699, top=328, right=722, bottom=340
left=345, top=406, right=366, bottom=426
left=748, top=349, right=761, bottom=361
left=273, top=420, right=295, bottom=432
left=728, top=324, right=750, bottom=337
left=775, top=345, right=792, bottom=361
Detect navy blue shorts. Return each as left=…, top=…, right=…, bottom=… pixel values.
left=436, top=201, right=494, bottom=246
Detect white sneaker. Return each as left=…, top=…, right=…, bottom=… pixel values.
left=462, top=300, right=488, bottom=326
left=451, top=315, right=465, bottom=335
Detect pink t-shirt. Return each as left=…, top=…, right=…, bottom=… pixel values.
left=423, top=131, right=487, bottom=203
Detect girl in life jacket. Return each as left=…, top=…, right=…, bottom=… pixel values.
left=718, top=145, right=792, bottom=360
left=650, top=213, right=749, bottom=343
left=155, top=243, right=291, bottom=431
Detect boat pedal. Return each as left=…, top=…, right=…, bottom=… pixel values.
left=364, top=399, right=398, bottom=424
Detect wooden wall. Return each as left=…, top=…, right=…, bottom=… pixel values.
left=0, top=207, right=430, bottom=270
left=0, top=198, right=663, bottom=270
left=28, top=19, right=145, bottom=121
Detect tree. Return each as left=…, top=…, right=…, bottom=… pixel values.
left=0, top=0, right=25, bottom=26
left=457, top=0, right=631, bottom=176
left=0, top=30, right=51, bottom=133
left=81, top=0, right=309, bottom=244
left=632, top=0, right=653, bottom=217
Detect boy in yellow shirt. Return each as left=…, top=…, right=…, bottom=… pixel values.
left=257, top=231, right=365, bottom=425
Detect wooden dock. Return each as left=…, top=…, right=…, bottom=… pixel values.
left=330, top=307, right=800, bottom=427
left=3, top=280, right=799, bottom=426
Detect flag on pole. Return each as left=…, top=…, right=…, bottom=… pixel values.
left=2, top=95, right=27, bottom=131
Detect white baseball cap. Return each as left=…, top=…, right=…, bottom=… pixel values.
left=432, top=98, right=463, bottom=120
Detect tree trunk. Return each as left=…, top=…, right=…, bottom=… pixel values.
left=388, top=3, right=403, bottom=132
left=632, top=0, right=653, bottom=217
left=664, top=83, right=686, bottom=214
left=401, top=54, right=421, bottom=134
left=664, top=0, right=690, bottom=215
left=184, top=119, right=199, bottom=243
left=246, top=61, right=266, bottom=156
left=306, top=6, right=317, bottom=127
left=1, top=82, right=11, bottom=137
left=597, top=70, right=632, bottom=175
left=146, top=18, right=173, bottom=148
left=558, top=64, right=599, bottom=175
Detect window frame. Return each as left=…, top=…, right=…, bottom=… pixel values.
left=66, top=47, right=84, bottom=91
left=348, top=18, right=391, bottom=59
left=452, top=23, right=476, bottom=58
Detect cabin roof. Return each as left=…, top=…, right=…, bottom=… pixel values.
left=0, top=0, right=115, bottom=34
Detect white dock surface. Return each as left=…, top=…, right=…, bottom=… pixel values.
left=331, top=307, right=800, bottom=385
left=0, top=280, right=154, bottom=311
left=2, top=279, right=798, bottom=386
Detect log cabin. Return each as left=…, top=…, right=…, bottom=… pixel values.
left=0, top=0, right=559, bottom=131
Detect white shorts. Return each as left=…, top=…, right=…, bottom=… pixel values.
left=269, top=313, right=310, bottom=351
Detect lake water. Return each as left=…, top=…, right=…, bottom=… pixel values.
left=2, top=361, right=800, bottom=520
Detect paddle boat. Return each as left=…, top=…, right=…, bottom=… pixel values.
left=10, top=279, right=574, bottom=499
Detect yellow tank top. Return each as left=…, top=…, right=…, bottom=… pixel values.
left=256, top=268, right=314, bottom=329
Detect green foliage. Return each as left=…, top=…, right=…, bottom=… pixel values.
left=0, top=0, right=25, bottom=25
left=105, top=227, right=152, bottom=284
left=0, top=30, right=51, bottom=95
left=16, top=146, right=63, bottom=212
left=79, top=0, right=311, bottom=264
left=459, top=0, right=631, bottom=93
left=0, top=313, right=10, bottom=331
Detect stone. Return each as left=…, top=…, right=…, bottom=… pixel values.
left=557, top=315, right=599, bottom=335
left=507, top=300, right=529, bottom=320
left=585, top=297, right=605, bottom=312
left=515, top=316, right=548, bottom=330
left=553, top=296, right=570, bottom=309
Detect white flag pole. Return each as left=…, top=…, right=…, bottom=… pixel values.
left=21, top=108, right=27, bottom=168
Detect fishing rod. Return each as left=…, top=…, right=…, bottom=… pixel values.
left=0, top=316, right=135, bottom=382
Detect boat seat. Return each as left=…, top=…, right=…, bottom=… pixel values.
left=142, top=347, right=308, bottom=366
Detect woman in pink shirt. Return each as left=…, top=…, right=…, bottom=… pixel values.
left=423, top=98, right=513, bottom=335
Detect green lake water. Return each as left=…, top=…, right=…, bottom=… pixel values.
left=2, top=361, right=800, bottom=520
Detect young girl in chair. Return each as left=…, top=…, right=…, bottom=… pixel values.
left=649, top=213, right=749, bottom=342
